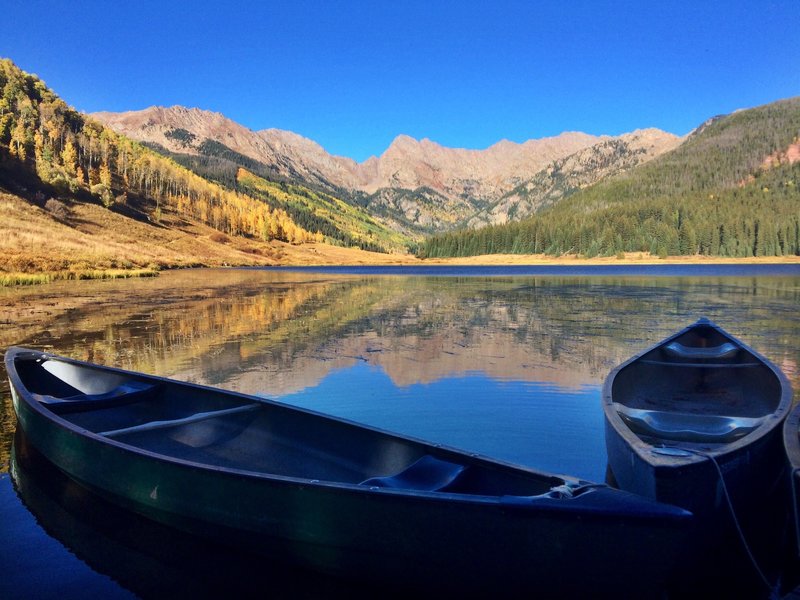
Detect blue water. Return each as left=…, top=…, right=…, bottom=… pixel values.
left=271, top=363, right=606, bottom=480
left=1, top=265, right=798, bottom=597
left=0, top=474, right=133, bottom=599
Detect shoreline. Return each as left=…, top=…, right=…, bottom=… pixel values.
left=263, top=246, right=800, bottom=267
left=252, top=244, right=800, bottom=267
left=2, top=252, right=799, bottom=288
left=3, top=191, right=797, bottom=288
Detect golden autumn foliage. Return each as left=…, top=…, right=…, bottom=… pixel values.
left=0, top=58, right=316, bottom=245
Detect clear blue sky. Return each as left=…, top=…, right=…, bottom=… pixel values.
left=3, top=1, right=798, bottom=162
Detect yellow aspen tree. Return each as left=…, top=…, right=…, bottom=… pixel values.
left=33, top=130, right=51, bottom=181
left=9, top=118, right=27, bottom=161
left=268, top=214, right=281, bottom=240
left=61, top=139, right=77, bottom=176
left=33, top=130, right=44, bottom=162
left=259, top=214, right=270, bottom=241
left=211, top=205, right=223, bottom=230
left=99, top=160, right=112, bottom=188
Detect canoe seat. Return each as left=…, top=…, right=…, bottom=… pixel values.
left=360, top=455, right=467, bottom=492
left=34, top=380, right=161, bottom=414
left=98, top=403, right=261, bottom=438
left=613, top=403, right=764, bottom=444
left=664, top=342, right=738, bottom=360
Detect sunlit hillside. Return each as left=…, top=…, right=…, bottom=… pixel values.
left=235, top=168, right=411, bottom=252
left=0, top=58, right=414, bottom=283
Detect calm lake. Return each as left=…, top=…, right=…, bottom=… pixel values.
left=1, top=264, right=799, bottom=597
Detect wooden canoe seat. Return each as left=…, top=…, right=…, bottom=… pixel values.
left=35, top=380, right=161, bottom=414
left=664, top=342, right=738, bottom=360
left=613, top=403, right=764, bottom=444
left=360, top=455, right=467, bottom=492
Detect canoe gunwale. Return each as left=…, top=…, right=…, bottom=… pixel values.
left=785, top=401, right=800, bottom=459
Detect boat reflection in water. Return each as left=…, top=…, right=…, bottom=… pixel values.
left=10, top=429, right=366, bottom=599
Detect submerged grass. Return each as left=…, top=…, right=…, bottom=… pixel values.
left=0, top=272, right=53, bottom=286
left=0, top=268, right=159, bottom=287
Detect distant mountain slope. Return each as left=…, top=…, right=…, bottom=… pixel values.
left=92, top=106, right=610, bottom=193
left=575, top=97, right=800, bottom=203
left=92, top=106, right=680, bottom=235
left=235, top=168, right=410, bottom=253
left=466, top=129, right=681, bottom=227
left=421, top=97, right=800, bottom=259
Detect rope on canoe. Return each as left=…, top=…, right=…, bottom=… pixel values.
left=677, top=447, right=776, bottom=595
left=792, top=467, right=800, bottom=561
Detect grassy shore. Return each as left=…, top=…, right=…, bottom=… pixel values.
left=0, top=190, right=281, bottom=287
left=0, top=268, right=159, bottom=287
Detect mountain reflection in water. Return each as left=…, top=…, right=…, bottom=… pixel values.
left=2, top=267, right=799, bottom=474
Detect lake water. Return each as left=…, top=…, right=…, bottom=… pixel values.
left=1, top=265, right=798, bottom=597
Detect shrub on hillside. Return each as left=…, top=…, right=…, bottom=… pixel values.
left=44, top=198, right=70, bottom=221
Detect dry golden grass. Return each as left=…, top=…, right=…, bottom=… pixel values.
left=0, top=191, right=292, bottom=274
left=0, top=191, right=418, bottom=285
left=272, top=242, right=420, bottom=265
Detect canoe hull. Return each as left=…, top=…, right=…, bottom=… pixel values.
left=8, top=347, right=691, bottom=596
left=603, top=319, right=793, bottom=593
left=784, top=402, right=800, bottom=585
left=603, top=319, right=792, bottom=514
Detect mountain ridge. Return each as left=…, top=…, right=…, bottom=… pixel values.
left=92, top=105, right=681, bottom=234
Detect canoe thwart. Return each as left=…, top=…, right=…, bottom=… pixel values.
left=637, top=360, right=760, bottom=368
left=613, top=403, right=765, bottom=444
left=99, top=403, right=261, bottom=438
left=360, top=455, right=467, bottom=492
left=664, top=342, right=738, bottom=361
left=34, top=380, right=162, bottom=414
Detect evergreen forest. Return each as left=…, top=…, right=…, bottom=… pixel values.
left=420, top=99, right=800, bottom=259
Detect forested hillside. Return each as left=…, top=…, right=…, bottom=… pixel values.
left=235, top=168, right=410, bottom=252
left=420, top=98, right=800, bottom=259
left=139, top=130, right=411, bottom=252
left=0, top=59, right=404, bottom=257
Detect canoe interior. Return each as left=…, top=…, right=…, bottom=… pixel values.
left=14, top=354, right=560, bottom=497
left=610, top=321, right=783, bottom=450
